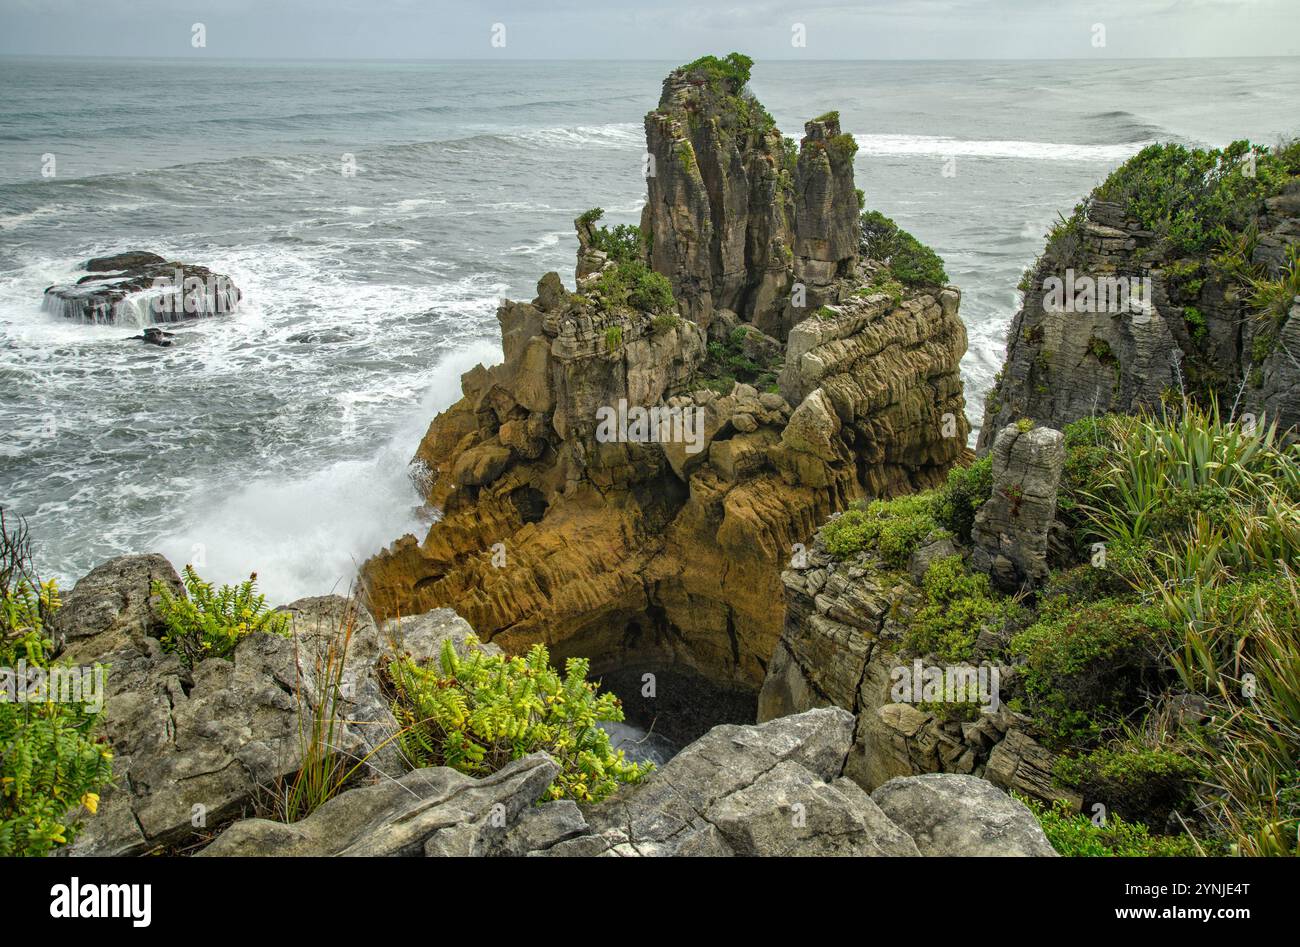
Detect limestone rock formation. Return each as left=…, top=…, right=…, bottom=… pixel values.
left=42, top=251, right=240, bottom=326
left=198, top=754, right=561, bottom=857
left=197, top=705, right=1049, bottom=857
left=871, top=772, right=1058, bottom=857
left=361, top=58, right=968, bottom=717
left=979, top=177, right=1300, bottom=448
left=640, top=54, right=797, bottom=336
left=49, top=553, right=182, bottom=664
left=50, top=556, right=1054, bottom=858
left=969, top=423, right=1066, bottom=591
left=757, top=542, right=1080, bottom=812
left=55, top=555, right=484, bottom=855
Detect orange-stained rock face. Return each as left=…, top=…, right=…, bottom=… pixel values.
left=360, top=59, right=970, bottom=691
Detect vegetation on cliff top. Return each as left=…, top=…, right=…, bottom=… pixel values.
left=592, top=260, right=676, bottom=315
left=1096, top=139, right=1299, bottom=255
left=1010, top=138, right=1300, bottom=429
left=679, top=52, right=754, bottom=90
left=815, top=403, right=1300, bottom=855
left=384, top=637, right=652, bottom=803
left=577, top=207, right=643, bottom=265
left=0, top=509, right=113, bottom=857
left=860, top=209, right=949, bottom=288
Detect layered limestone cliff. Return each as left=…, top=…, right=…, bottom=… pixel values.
left=979, top=146, right=1300, bottom=449
left=758, top=423, right=1082, bottom=811
left=361, top=56, right=968, bottom=726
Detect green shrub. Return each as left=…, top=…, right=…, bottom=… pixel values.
left=906, top=555, right=1007, bottom=662
left=1054, top=744, right=1203, bottom=826
left=698, top=320, right=781, bottom=387
left=821, top=493, right=938, bottom=567
left=651, top=312, right=683, bottom=335
left=1017, top=795, right=1205, bottom=857
left=0, top=509, right=113, bottom=857
left=1248, top=243, right=1300, bottom=326
left=154, top=566, right=290, bottom=667
left=385, top=637, right=652, bottom=803
left=577, top=208, right=643, bottom=264
left=1010, top=599, right=1169, bottom=746
left=859, top=210, right=948, bottom=288
left=934, top=455, right=994, bottom=544
left=594, top=260, right=677, bottom=314
left=1095, top=140, right=1298, bottom=256
left=679, top=52, right=753, bottom=90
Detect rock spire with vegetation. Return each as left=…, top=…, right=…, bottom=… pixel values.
left=359, top=54, right=968, bottom=714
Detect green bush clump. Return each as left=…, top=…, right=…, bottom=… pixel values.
left=1054, top=744, right=1203, bottom=826
left=698, top=323, right=781, bottom=389
left=577, top=208, right=642, bottom=264
left=860, top=209, right=948, bottom=288
left=934, top=455, right=993, bottom=544
left=594, top=260, right=677, bottom=314
left=1017, top=796, right=1204, bottom=857
left=154, top=566, right=290, bottom=667
left=0, top=510, right=113, bottom=857
left=1010, top=599, right=1169, bottom=747
left=679, top=52, right=753, bottom=90
left=385, top=637, right=652, bottom=803
left=1095, top=140, right=1298, bottom=256
left=820, top=493, right=938, bottom=567
left=1248, top=243, right=1300, bottom=327
left=905, top=555, right=1008, bottom=662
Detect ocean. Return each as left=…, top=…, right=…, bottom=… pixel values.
left=1, top=56, right=1297, bottom=602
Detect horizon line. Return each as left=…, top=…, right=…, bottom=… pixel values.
left=2, top=53, right=1298, bottom=64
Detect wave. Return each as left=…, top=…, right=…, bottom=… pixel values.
left=151, top=338, right=504, bottom=604
left=851, top=132, right=1153, bottom=162
left=0, top=121, right=644, bottom=213
left=1083, top=110, right=1168, bottom=144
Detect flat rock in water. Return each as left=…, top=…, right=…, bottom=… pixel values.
left=43, top=250, right=241, bottom=326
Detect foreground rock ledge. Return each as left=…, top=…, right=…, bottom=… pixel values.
left=199, top=707, right=1054, bottom=857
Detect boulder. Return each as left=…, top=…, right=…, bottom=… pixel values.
left=199, top=754, right=559, bottom=857
left=50, top=554, right=182, bottom=664
left=871, top=773, right=1058, bottom=856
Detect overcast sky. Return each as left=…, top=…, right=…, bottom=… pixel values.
left=2, top=0, right=1297, bottom=60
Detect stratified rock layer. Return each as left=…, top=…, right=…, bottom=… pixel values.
left=758, top=543, right=1083, bottom=813
left=199, top=706, right=1053, bottom=857
left=970, top=424, right=1066, bottom=591
left=980, top=182, right=1300, bottom=447
left=361, top=60, right=968, bottom=694
left=58, top=555, right=483, bottom=855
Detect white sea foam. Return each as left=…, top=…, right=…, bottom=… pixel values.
left=152, top=338, right=503, bottom=605
left=851, top=133, right=1152, bottom=162
left=516, top=123, right=642, bottom=149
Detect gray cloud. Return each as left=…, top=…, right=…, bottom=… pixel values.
left=0, top=0, right=1296, bottom=59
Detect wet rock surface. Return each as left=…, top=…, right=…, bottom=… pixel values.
left=42, top=250, right=240, bottom=326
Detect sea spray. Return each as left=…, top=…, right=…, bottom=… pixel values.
left=152, top=338, right=503, bottom=604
